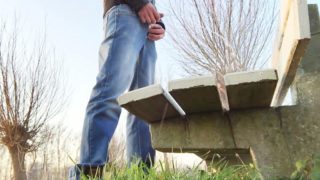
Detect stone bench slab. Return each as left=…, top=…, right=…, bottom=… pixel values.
left=150, top=112, right=235, bottom=151
left=168, top=75, right=222, bottom=113
left=150, top=107, right=293, bottom=176
left=118, top=84, right=180, bottom=123
left=224, top=69, right=278, bottom=109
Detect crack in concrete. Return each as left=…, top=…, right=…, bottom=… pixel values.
left=225, top=113, right=238, bottom=148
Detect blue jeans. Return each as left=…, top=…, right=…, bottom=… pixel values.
left=69, top=4, right=156, bottom=179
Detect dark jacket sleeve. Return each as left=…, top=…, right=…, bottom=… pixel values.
left=124, top=0, right=149, bottom=13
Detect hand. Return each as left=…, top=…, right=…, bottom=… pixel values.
left=148, top=24, right=165, bottom=41
left=138, top=3, right=160, bottom=24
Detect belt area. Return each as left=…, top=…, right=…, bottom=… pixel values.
left=114, top=0, right=126, bottom=5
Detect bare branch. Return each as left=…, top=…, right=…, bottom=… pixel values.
left=0, top=20, right=66, bottom=179
left=167, top=0, right=278, bottom=75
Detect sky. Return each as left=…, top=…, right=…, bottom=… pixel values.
left=0, top=0, right=319, bottom=166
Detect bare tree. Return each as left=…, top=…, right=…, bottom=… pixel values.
left=168, top=0, right=278, bottom=77
left=26, top=123, right=80, bottom=180
left=0, top=22, right=65, bottom=180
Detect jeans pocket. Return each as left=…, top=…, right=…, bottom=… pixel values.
left=103, top=8, right=117, bottom=39
left=104, top=5, right=117, bottom=18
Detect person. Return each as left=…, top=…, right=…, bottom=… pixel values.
left=69, top=0, right=165, bottom=179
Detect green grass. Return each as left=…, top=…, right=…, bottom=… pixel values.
left=290, top=154, right=320, bottom=180
left=76, top=154, right=320, bottom=180
left=80, top=161, right=262, bottom=180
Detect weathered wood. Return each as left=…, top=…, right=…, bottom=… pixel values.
left=271, top=0, right=311, bottom=106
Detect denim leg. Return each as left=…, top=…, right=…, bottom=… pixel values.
left=126, top=39, right=157, bottom=167
left=78, top=4, right=148, bottom=169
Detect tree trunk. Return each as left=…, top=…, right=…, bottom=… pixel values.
left=8, top=146, right=27, bottom=180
